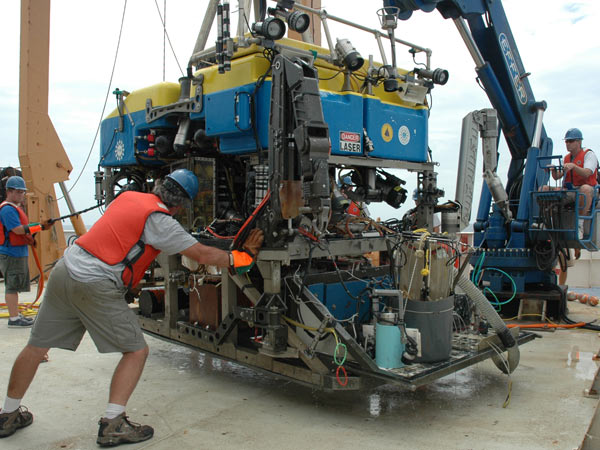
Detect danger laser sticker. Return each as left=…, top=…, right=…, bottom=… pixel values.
left=339, top=131, right=361, bottom=153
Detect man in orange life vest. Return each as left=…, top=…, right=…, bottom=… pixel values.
left=547, top=128, right=597, bottom=282
left=0, top=176, right=52, bottom=328
left=0, top=169, right=263, bottom=445
left=549, top=128, right=597, bottom=222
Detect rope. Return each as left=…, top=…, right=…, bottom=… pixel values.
left=61, top=0, right=129, bottom=198
left=152, top=0, right=184, bottom=77
left=162, top=0, right=166, bottom=81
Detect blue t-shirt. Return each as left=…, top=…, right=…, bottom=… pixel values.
left=0, top=204, right=29, bottom=257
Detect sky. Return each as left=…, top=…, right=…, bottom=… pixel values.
left=1, top=0, right=599, bottom=227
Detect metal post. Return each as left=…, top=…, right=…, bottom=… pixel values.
left=190, top=0, right=219, bottom=65
left=531, top=102, right=547, bottom=149
left=320, top=15, right=336, bottom=60
left=236, top=0, right=251, bottom=39
left=58, top=182, right=86, bottom=236
left=453, top=17, right=485, bottom=68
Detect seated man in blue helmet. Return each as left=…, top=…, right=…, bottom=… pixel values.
left=547, top=128, right=597, bottom=263
left=0, top=169, right=263, bottom=447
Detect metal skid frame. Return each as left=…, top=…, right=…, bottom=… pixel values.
left=137, top=232, right=536, bottom=391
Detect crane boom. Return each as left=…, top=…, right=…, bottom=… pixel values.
left=19, top=0, right=87, bottom=276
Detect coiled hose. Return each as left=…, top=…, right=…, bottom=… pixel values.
left=454, top=268, right=520, bottom=374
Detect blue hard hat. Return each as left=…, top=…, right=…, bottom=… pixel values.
left=412, top=188, right=420, bottom=202
left=564, top=128, right=583, bottom=140
left=6, top=176, right=26, bottom=191
left=166, top=169, right=199, bottom=199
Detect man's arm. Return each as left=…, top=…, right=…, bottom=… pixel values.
left=180, top=228, right=264, bottom=273
left=144, top=213, right=263, bottom=272
left=180, top=242, right=229, bottom=268
left=9, top=225, right=27, bottom=235
left=564, top=162, right=593, bottom=179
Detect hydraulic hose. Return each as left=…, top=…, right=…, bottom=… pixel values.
left=29, top=245, right=45, bottom=307
left=454, top=267, right=520, bottom=374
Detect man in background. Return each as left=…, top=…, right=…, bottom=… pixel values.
left=0, top=176, right=50, bottom=327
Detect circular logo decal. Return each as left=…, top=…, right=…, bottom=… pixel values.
left=114, top=140, right=125, bottom=161
left=398, top=126, right=411, bottom=146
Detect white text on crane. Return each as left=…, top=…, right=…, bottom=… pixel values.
left=499, top=33, right=527, bottom=105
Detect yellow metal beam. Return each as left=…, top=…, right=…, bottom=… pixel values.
left=19, top=0, right=86, bottom=278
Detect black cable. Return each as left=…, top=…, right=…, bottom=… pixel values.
left=552, top=283, right=600, bottom=331
left=318, top=70, right=344, bottom=81
left=98, top=129, right=118, bottom=167
left=324, top=244, right=363, bottom=302
left=403, top=326, right=418, bottom=356
left=242, top=6, right=255, bottom=37
left=557, top=247, right=568, bottom=273
left=533, top=240, right=556, bottom=272
left=562, top=313, right=600, bottom=331
left=411, top=52, right=427, bottom=68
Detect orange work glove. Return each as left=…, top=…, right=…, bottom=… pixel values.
left=23, top=223, right=42, bottom=234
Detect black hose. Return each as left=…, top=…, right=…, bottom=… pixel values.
left=562, top=313, right=600, bottom=331
left=544, top=282, right=600, bottom=331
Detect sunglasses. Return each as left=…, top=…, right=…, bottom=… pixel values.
left=565, top=139, right=577, bottom=143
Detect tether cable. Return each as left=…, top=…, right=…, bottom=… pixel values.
left=59, top=0, right=129, bottom=199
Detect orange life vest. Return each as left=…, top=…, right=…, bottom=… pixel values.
left=564, top=148, right=597, bottom=187
left=0, top=201, right=30, bottom=247
left=75, top=192, right=171, bottom=288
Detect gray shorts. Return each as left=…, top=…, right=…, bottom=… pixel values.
left=28, top=259, right=147, bottom=353
left=0, top=254, right=30, bottom=294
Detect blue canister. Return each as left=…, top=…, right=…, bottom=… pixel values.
left=375, top=322, right=405, bottom=369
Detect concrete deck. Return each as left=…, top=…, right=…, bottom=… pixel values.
left=1, top=282, right=600, bottom=450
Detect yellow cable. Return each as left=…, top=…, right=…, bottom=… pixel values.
left=283, top=316, right=339, bottom=344
left=502, top=379, right=513, bottom=408
left=0, top=303, right=39, bottom=319
left=503, top=313, right=557, bottom=325
left=421, top=246, right=431, bottom=276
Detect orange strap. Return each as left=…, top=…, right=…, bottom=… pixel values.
left=507, top=322, right=586, bottom=329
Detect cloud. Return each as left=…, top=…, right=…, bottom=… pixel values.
left=563, top=3, right=584, bottom=13
left=2, top=0, right=600, bottom=226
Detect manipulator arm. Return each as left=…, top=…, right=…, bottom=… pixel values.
left=456, top=109, right=512, bottom=225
